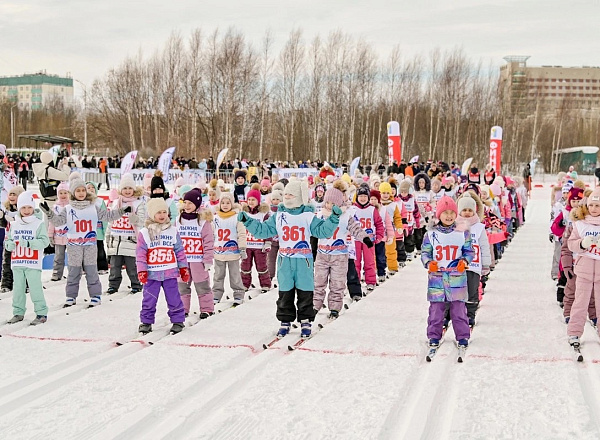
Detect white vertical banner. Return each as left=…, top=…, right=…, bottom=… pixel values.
left=121, top=150, right=138, bottom=174
left=216, top=148, right=229, bottom=169
left=158, top=147, right=176, bottom=183
left=350, top=157, right=360, bottom=177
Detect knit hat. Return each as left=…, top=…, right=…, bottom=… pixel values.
left=147, top=197, right=168, bottom=220
left=341, top=173, right=352, bottom=185
left=69, top=171, right=82, bottom=182
left=219, top=192, right=235, bottom=207
left=86, top=181, right=98, bottom=194
left=151, top=170, right=166, bottom=193
left=562, top=181, right=574, bottom=193
left=441, top=176, right=453, bottom=186
left=247, top=189, right=261, bottom=203
left=370, top=189, right=381, bottom=203
left=399, top=179, right=411, bottom=193
left=270, top=189, right=283, bottom=203
left=178, top=184, right=193, bottom=197
left=436, top=196, right=458, bottom=218
left=234, top=169, right=247, bottom=181
left=208, top=179, right=221, bottom=198
left=325, top=175, right=335, bottom=184
left=260, top=178, right=271, bottom=189
left=587, top=188, right=600, bottom=206
left=143, top=173, right=153, bottom=191
left=490, top=183, right=502, bottom=197
left=379, top=182, right=392, bottom=194
left=8, top=185, right=25, bottom=197
left=69, top=177, right=86, bottom=195
left=183, top=188, right=203, bottom=210
left=119, top=173, right=136, bottom=191
left=323, top=187, right=344, bottom=207
left=17, top=191, right=35, bottom=210
left=283, top=180, right=308, bottom=209
left=457, top=193, right=477, bottom=213
left=356, top=184, right=370, bottom=198
left=57, top=181, right=70, bottom=193
left=568, top=187, right=584, bottom=203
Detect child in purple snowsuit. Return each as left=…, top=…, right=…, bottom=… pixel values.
left=136, top=198, right=189, bottom=334
left=421, top=196, right=475, bottom=349
left=176, top=188, right=215, bottom=319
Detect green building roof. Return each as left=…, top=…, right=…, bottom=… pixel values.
left=0, top=74, right=73, bottom=87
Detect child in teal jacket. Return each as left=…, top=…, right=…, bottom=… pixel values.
left=239, top=179, right=341, bottom=339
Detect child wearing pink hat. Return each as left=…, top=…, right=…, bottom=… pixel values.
left=421, top=195, right=475, bottom=359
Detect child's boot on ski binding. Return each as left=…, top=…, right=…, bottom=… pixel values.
left=170, top=323, right=185, bottom=334
left=300, top=320, right=312, bottom=339
left=139, top=323, right=152, bottom=335
left=277, top=321, right=291, bottom=338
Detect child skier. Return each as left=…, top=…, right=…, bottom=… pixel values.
left=233, top=169, right=250, bottom=204
left=212, top=192, right=247, bottom=306
left=48, top=181, right=69, bottom=281
left=314, top=181, right=372, bottom=317
left=266, top=184, right=283, bottom=284
left=369, top=189, right=394, bottom=284
left=241, top=188, right=272, bottom=293
left=105, top=173, right=145, bottom=295
left=5, top=191, right=50, bottom=325
left=86, top=181, right=109, bottom=274
left=354, top=184, right=384, bottom=291
left=40, top=175, right=128, bottom=307
left=0, top=185, right=25, bottom=292
left=413, top=173, right=433, bottom=254
left=398, top=179, right=421, bottom=262
left=176, top=188, right=215, bottom=319
left=455, top=192, right=491, bottom=327
left=136, top=197, right=189, bottom=334
left=421, top=196, right=475, bottom=350
left=239, top=179, right=341, bottom=338
left=379, top=181, right=404, bottom=275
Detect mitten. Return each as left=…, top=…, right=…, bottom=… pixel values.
left=138, top=271, right=148, bottom=284
left=262, top=241, right=272, bottom=253
left=565, top=267, right=574, bottom=279
left=123, top=206, right=132, bottom=213
left=0, top=210, right=4, bottom=219
left=331, top=205, right=342, bottom=216
left=581, top=235, right=596, bottom=249
left=457, top=260, right=467, bottom=273
left=237, top=212, right=250, bottom=223
left=428, top=261, right=439, bottom=273
left=39, top=202, right=50, bottom=214
left=4, top=239, right=15, bottom=252
left=179, top=267, right=191, bottom=283
left=363, top=237, right=374, bottom=248
left=129, top=212, right=139, bottom=225
left=240, top=249, right=248, bottom=260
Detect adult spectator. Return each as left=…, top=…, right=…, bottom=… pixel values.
left=207, top=156, right=216, bottom=172
left=82, top=155, right=90, bottom=169
left=319, top=163, right=335, bottom=179
left=523, top=163, right=532, bottom=194
left=98, top=157, right=109, bottom=190
left=18, top=157, right=29, bottom=190
left=189, top=157, right=198, bottom=169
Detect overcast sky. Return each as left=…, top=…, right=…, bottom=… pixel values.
left=1, top=0, right=598, bottom=100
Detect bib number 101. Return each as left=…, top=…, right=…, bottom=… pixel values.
left=74, top=219, right=93, bottom=233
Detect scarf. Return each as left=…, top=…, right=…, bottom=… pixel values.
left=145, top=219, right=171, bottom=241
left=181, top=211, right=198, bottom=220
left=455, top=213, right=481, bottom=232
left=584, top=214, right=600, bottom=226
left=70, top=200, right=91, bottom=210
left=115, top=195, right=137, bottom=210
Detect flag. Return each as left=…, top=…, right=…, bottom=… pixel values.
left=350, top=157, right=360, bottom=177
left=158, top=147, right=176, bottom=183
left=121, top=150, right=138, bottom=174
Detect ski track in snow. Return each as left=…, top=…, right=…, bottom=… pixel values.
left=3, top=187, right=600, bottom=438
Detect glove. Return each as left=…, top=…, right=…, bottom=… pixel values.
left=240, top=249, right=248, bottom=260
left=262, top=241, right=272, bottom=253
left=428, top=261, right=439, bottom=273
left=4, top=240, right=15, bottom=252
left=565, top=267, right=574, bottom=279
left=363, top=237, right=374, bottom=248
left=123, top=206, right=132, bottom=213
left=138, top=271, right=148, bottom=284
left=179, top=267, right=191, bottom=283
left=39, top=201, right=50, bottom=214
left=482, top=266, right=490, bottom=276
left=581, top=235, right=596, bottom=249
left=44, top=244, right=55, bottom=255
left=237, top=212, right=250, bottom=223
left=457, top=260, right=467, bottom=273
left=331, top=205, right=342, bottom=216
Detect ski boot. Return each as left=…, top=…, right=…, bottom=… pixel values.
left=88, top=295, right=101, bottom=308
left=30, top=315, right=47, bottom=326
left=568, top=335, right=580, bottom=347
left=130, top=288, right=142, bottom=295
left=366, top=284, right=375, bottom=292
left=7, top=315, right=24, bottom=324
left=63, top=297, right=76, bottom=308
left=428, top=338, right=440, bottom=348
left=170, top=323, right=185, bottom=334
left=457, top=338, right=469, bottom=348
left=138, top=323, right=152, bottom=334
left=300, top=320, right=312, bottom=339
left=106, top=287, right=118, bottom=295
left=388, top=270, right=397, bottom=276
left=200, top=312, right=215, bottom=320
left=277, top=321, right=291, bottom=338
left=328, top=310, right=339, bottom=319
left=377, top=275, right=386, bottom=284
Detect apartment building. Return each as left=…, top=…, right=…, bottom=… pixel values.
left=0, top=71, right=74, bottom=110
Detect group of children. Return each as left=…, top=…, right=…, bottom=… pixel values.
left=549, top=170, right=600, bottom=350
left=2, top=164, right=526, bottom=344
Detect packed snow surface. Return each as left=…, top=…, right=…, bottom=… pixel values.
left=0, top=187, right=599, bottom=439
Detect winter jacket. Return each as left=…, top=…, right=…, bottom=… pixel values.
left=398, top=194, right=422, bottom=230
left=176, top=210, right=214, bottom=280
left=372, top=202, right=395, bottom=244
left=353, top=202, right=385, bottom=244
left=567, top=215, right=600, bottom=281
left=421, top=221, right=475, bottom=302
left=5, top=210, right=50, bottom=266
left=136, top=223, right=188, bottom=281
left=47, top=198, right=69, bottom=246
left=561, top=224, right=574, bottom=274
left=106, top=193, right=146, bottom=258
left=213, top=204, right=247, bottom=262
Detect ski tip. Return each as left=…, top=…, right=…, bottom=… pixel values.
left=287, top=345, right=295, bottom=351
left=148, top=341, right=154, bottom=345
left=577, top=354, right=584, bottom=362
left=318, top=323, right=324, bottom=329
left=344, top=304, right=349, bottom=309
left=426, top=356, right=432, bottom=362
left=458, top=357, right=464, bottom=363
left=262, top=344, right=269, bottom=350
left=115, top=341, right=124, bottom=346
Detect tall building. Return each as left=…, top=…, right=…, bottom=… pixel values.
left=0, top=71, right=74, bottom=110
left=499, top=56, right=600, bottom=116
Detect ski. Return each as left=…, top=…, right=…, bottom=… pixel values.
left=288, top=336, right=311, bottom=351
left=114, top=327, right=171, bottom=347
left=457, top=345, right=468, bottom=363
left=426, top=345, right=440, bottom=362
left=572, top=343, right=584, bottom=362
left=263, top=334, right=288, bottom=350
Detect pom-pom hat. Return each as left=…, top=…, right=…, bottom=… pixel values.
left=436, top=196, right=458, bottom=218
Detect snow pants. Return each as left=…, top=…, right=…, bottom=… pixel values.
left=568, top=258, right=600, bottom=337
left=213, top=259, right=245, bottom=302
left=404, top=232, right=415, bottom=254
left=267, top=241, right=279, bottom=281
left=179, top=262, right=214, bottom=314
left=241, top=248, right=271, bottom=289
left=427, top=301, right=470, bottom=341
left=52, top=244, right=66, bottom=280
left=109, top=255, right=142, bottom=291
left=355, top=241, right=376, bottom=285
left=466, top=271, right=480, bottom=320
left=414, top=226, right=426, bottom=251
left=140, top=278, right=185, bottom=324
left=97, top=240, right=108, bottom=271
left=375, top=242, right=387, bottom=277
left=347, top=258, right=362, bottom=299
left=551, top=240, right=561, bottom=279
left=276, top=287, right=314, bottom=323
left=1, top=249, right=13, bottom=290
left=396, top=238, right=407, bottom=263
left=65, top=245, right=101, bottom=299
left=563, top=272, right=596, bottom=320
left=12, top=268, right=46, bottom=317
left=313, top=253, right=348, bottom=312
left=385, top=238, right=398, bottom=272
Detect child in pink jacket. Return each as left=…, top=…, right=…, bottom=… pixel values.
left=176, top=188, right=215, bottom=319
left=354, top=184, right=384, bottom=291
left=567, top=188, right=600, bottom=347
left=370, top=189, right=394, bottom=284
left=48, top=181, right=70, bottom=281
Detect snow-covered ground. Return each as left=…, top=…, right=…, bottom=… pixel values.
left=0, top=187, right=599, bottom=439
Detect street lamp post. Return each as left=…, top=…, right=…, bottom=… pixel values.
left=10, top=104, right=17, bottom=150
left=75, top=79, right=88, bottom=156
